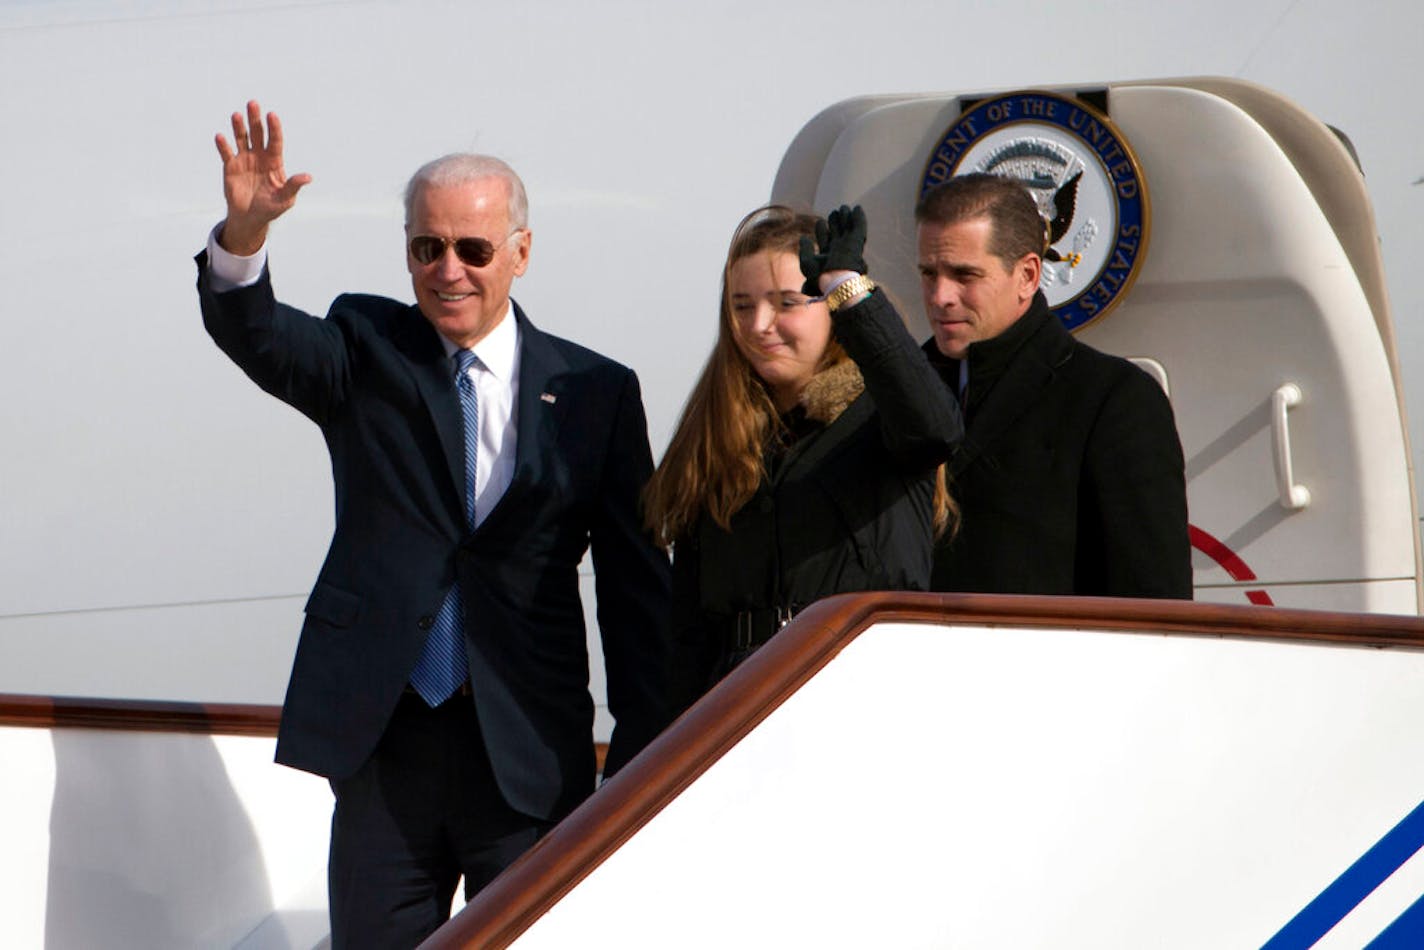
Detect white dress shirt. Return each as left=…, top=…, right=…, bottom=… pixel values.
left=438, top=315, right=520, bottom=527
left=206, top=226, right=521, bottom=526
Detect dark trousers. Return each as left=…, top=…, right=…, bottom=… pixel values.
left=327, top=691, right=550, bottom=949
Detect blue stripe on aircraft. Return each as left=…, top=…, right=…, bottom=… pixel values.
left=1364, top=891, right=1424, bottom=948
left=1262, top=799, right=1424, bottom=950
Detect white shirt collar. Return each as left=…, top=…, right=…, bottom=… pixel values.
left=437, top=301, right=521, bottom=380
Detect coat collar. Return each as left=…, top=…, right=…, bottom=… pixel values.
left=799, top=359, right=864, bottom=424
left=923, top=292, right=1074, bottom=477
left=394, top=305, right=467, bottom=513
left=762, top=360, right=869, bottom=488
left=963, top=291, right=1058, bottom=393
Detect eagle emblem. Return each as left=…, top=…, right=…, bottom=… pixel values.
left=920, top=89, right=1149, bottom=331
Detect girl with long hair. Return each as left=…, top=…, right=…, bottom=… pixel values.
left=644, top=204, right=963, bottom=712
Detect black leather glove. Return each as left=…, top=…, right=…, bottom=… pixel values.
left=798, top=204, right=869, bottom=296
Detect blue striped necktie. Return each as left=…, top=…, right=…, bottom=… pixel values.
left=409, top=348, right=479, bottom=706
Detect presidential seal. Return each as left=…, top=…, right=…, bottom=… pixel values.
left=920, top=90, right=1149, bottom=332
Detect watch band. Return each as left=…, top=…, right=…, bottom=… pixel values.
left=826, top=274, right=876, bottom=312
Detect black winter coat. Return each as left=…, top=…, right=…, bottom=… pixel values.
left=928, top=291, right=1191, bottom=598
left=669, top=289, right=962, bottom=713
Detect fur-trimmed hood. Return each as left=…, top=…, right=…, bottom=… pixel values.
left=799, top=360, right=864, bottom=424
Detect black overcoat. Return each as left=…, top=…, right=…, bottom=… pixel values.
left=929, top=292, right=1192, bottom=598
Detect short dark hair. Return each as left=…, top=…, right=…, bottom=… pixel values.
left=914, top=173, right=1045, bottom=269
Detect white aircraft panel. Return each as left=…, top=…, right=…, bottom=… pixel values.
left=0, top=727, right=331, bottom=949
left=1194, top=578, right=1418, bottom=614
left=1094, top=84, right=1416, bottom=593
left=515, top=620, right=1424, bottom=948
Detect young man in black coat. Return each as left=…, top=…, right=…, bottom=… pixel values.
left=916, top=174, right=1191, bottom=598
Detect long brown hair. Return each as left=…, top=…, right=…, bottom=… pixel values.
left=643, top=205, right=955, bottom=546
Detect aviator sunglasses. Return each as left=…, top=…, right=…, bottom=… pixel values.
left=408, top=229, right=522, bottom=267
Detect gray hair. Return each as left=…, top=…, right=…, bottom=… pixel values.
left=403, top=154, right=529, bottom=229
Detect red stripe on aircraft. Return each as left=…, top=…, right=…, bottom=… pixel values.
left=1189, top=524, right=1276, bottom=606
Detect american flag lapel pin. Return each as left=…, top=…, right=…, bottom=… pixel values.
left=540, top=392, right=557, bottom=404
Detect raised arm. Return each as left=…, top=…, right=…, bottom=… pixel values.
left=199, top=101, right=346, bottom=425
left=800, top=205, right=962, bottom=469
left=213, top=100, right=312, bottom=255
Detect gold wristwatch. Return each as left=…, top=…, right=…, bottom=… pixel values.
left=826, top=274, right=875, bottom=312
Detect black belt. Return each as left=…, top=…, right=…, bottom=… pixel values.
left=726, top=604, right=803, bottom=654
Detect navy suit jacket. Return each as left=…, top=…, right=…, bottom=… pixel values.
left=197, top=254, right=671, bottom=821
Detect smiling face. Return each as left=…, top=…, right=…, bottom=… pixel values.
left=728, top=250, right=832, bottom=412
left=917, top=215, right=1040, bottom=359
left=406, top=177, right=530, bottom=348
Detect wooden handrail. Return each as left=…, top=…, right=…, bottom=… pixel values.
left=424, top=592, right=1424, bottom=949
left=0, top=696, right=612, bottom=768
left=0, top=693, right=281, bottom=736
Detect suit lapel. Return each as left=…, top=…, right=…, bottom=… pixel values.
left=474, top=303, right=571, bottom=535
left=395, top=306, right=467, bottom=509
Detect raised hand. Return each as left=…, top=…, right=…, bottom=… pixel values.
left=798, top=204, right=869, bottom=296
left=213, top=100, right=312, bottom=255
